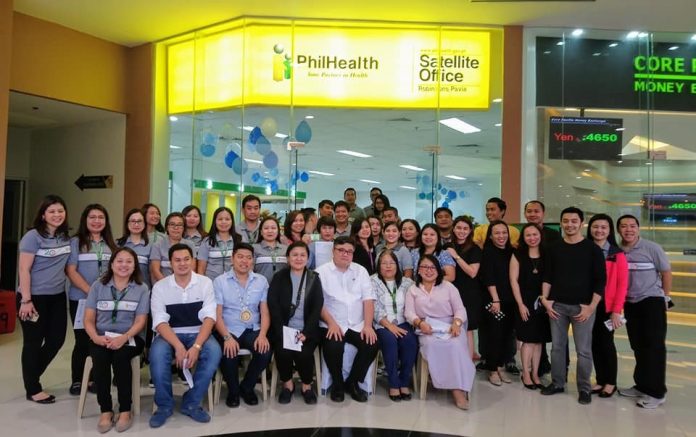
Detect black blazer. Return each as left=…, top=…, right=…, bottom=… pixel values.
left=267, top=266, right=324, bottom=344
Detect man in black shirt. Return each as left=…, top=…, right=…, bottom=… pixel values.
left=540, top=207, right=606, bottom=405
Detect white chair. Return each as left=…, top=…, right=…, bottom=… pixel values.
left=417, top=352, right=430, bottom=400
left=372, top=350, right=418, bottom=397
left=213, top=349, right=268, bottom=404
left=320, top=343, right=377, bottom=395
left=269, top=348, right=322, bottom=399
left=78, top=355, right=141, bottom=418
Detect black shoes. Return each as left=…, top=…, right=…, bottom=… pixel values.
left=225, top=393, right=240, bottom=408
left=540, top=384, right=564, bottom=396
left=578, top=391, right=592, bottom=405
left=400, top=391, right=412, bottom=401
left=346, top=382, right=368, bottom=402
left=69, top=382, right=81, bottom=396
left=388, top=390, right=402, bottom=402
left=599, top=387, right=617, bottom=398
left=26, top=393, right=56, bottom=404
left=505, top=362, right=521, bottom=375
left=241, top=388, right=259, bottom=405
left=278, top=387, right=294, bottom=404
left=301, top=388, right=317, bottom=405
left=330, top=386, right=345, bottom=402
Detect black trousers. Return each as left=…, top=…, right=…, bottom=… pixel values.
left=69, top=299, right=92, bottom=383
left=16, top=292, right=67, bottom=396
left=274, top=338, right=318, bottom=385
left=321, top=328, right=378, bottom=390
left=483, top=302, right=515, bottom=371
left=624, top=297, right=667, bottom=398
left=592, top=300, right=617, bottom=386
left=90, top=336, right=144, bottom=413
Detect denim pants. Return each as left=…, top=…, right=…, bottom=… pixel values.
left=549, top=302, right=595, bottom=393
left=218, top=329, right=272, bottom=395
left=376, top=323, right=418, bottom=389
left=149, top=334, right=222, bottom=412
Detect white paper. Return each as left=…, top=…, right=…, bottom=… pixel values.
left=314, top=241, right=334, bottom=267
left=73, top=298, right=87, bottom=329
left=104, top=331, right=136, bottom=347
left=604, top=315, right=627, bottom=332
left=182, top=358, right=194, bottom=388
left=414, top=317, right=452, bottom=340
left=283, top=326, right=303, bottom=351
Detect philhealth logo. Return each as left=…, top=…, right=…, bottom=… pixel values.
left=272, top=43, right=292, bottom=82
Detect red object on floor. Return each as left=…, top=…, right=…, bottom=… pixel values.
left=0, top=290, right=17, bottom=334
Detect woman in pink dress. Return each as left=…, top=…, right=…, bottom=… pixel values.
left=405, top=254, right=476, bottom=410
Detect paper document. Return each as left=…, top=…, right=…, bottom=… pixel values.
left=182, top=358, right=194, bottom=388
left=104, top=331, right=136, bottom=346
left=415, top=317, right=452, bottom=340
left=314, top=241, right=333, bottom=267
left=283, top=326, right=303, bottom=351
left=73, top=299, right=87, bottom=329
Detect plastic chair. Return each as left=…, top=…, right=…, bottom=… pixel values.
left=213, top=349, right=268, bottom=404
left=372, top=349, right=418, bottom=396
left=417, top=352, right=430, bottom=400
left=269, top=348, right=321, bottom=399
left=78, top=355, right=141, bottom=418
left=320, top=343, right=377, bottom=395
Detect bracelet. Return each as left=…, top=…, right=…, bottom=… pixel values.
left=193, top=343, right=202, bottom=350
left=21, top=299, right=32, bottom=304
left=414, top=319, right=422, bottom=328
left=492, top=300, right=500, bottom=303
left=222, top=334, right=233, bottom=341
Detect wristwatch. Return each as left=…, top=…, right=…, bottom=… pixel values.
left=222, top=334, right=233, bottom=341
left=193, top=343, right=202, bottom=350
left=453, top=319, right=463, bottom=327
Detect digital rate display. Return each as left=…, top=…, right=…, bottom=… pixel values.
left=548, top=117, right=623, bottom=161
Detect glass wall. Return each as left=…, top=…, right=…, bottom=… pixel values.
left=524, top=28, right=696, bottom=314
left=160, top=18, right=503, bottom=232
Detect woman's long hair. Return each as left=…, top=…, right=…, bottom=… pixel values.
left=32, top=194, right=69, bottom=238
left=75, top=204, right=116, bottom=252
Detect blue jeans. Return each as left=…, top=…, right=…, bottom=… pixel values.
left=219, top=329, right=272, bottom=395
left=376, top=323, right=418, bottom=389
left=149, top=334, right=222, bottom=412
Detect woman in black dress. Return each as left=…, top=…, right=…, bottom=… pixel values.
left=445, top=216, right=482, bottom=360
left=350, top=218, right=376, bottom=274
left=510, top=223, right=550, bottom=390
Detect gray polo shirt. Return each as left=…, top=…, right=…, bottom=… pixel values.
left=335, top=226, right=351, bottom=239
left=19, top=229, right=71, bottom=295
left=184, top=231, right=204, bottom=256
left=121, top=237, right=152, bottom=287
left=197, top=236, right=235, bottom=280
left=236, top=220, right=260, bottom=243
left=375, top=242, right=414, bottom=273
left=148, top=230, right=166, bottom=245
left=85, top=279, right=149, bottom=337
left=253, top=242, right=288, bottom=283
left=68, top=237, right=112, bottom=301
left=150, top=238, right=195, bottom=277
left=622, top=237, right=671, bottom=303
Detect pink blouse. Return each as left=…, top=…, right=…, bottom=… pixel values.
left=404, top=280, right=467, bottom=324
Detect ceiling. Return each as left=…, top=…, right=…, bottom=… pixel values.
left=8, top=92, right=123, bottom=129
left=13, top=0, right=696, bottom=47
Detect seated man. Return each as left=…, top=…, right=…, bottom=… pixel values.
left=316, top=236, right=378, bottom=403
left=213, top=243, right=272, bottom=407
left=149, top=243, right=221, bottom=428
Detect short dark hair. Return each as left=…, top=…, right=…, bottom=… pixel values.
left=334, top=200, right=349, bottom=212
left=318, top=199, right=334, bottom=209
left=317, top=216, right=337, bottom=231
left=344, top=187, right=356, bottom=196
left=242, top=194, right=261, bottom=208
left=286, top=241, right=310, bottom=256
left=118, top=208, right=148, bottom=246
left=301, top=207, right=316, bottom=222
left=370, top=187, right=383, bottom=195
left=376, top=249, right=403, bottom=288
left=383, top=206, right=399, bottom=216
left=524, top=200, right=546, bottom=212
left=101, top=247, right=143, bottom=285
left=416, top=254, right=444, bottom=286
left=487, top=197, right=507, bottom=212
left=434, top=207, right=453, bottom=218
left=333, top=236, right=355, bottom=249
left=233, top=242, right=255, bottom=256
left=181, top=204, right=206, bottom=237
left=616, top=214, right=640, bottom=228
left=256, top=216, right=281, bottom=243
left=164, top=212, right=185, bottom=233
left=484, top=220, right=513, bottom=250
left=560, top=206, right=584, bottom=222
left=587, top=213, right=619, bottom=247
left=168, top=243, right=193, bottom=260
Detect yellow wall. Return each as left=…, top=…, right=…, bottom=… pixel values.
left=0, top=1, right=14, bottom=263
left=10, top=12, right=129, bottom=113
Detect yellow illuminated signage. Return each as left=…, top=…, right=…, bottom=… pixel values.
left=167, top=22, right=491, bottom=113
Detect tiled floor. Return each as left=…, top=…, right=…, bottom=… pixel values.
left=1, top=322, right=695, bottom=437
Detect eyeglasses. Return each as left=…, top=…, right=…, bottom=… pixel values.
left=128, top=219, right=144, bottom=224
left=335, top=248, right=355, bottom=255
left=168, top=224, right=184, bottom=229
left=418, top=265, right=437, bottom=271
left=87, top=215, right=105, bottom=221
left=381, top=262, right=397, bottom=267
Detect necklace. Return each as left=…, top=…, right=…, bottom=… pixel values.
left=531, top=257, right=540, bottom=274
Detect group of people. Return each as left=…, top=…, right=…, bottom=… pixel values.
left=14, top=189, right=672, bottom=432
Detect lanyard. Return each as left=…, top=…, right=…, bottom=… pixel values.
left=220, top=239, right=231, bottom=272
left=94, top=239, right=104, bottom=274
left=386, top=281, right=398, bottom=315
left=289, top=268, right=307, bottom=318
left=110, top=285, right=130, bottom=323
left=244, top=225, right=258, bottom=243
left=270, top=245, right=279, bottom=272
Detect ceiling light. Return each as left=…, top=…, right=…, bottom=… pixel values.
left=445, top=175, right=467, bottom=181
left=617, top=160, right=623, bottom=164
left=638, top=32, right=649, bottom=38
left=305, top=115, right=314, bottom=119
left=592, top=52, right=601, bottom=57
left=169, top=116, right=178, bottom=122
left=439, top=118, right=481, bottom=134
left=556, top=41, right=565, bottom=46
left=206, top=179, right=213, bottom=189
left=609, top=42, right=619, bottom=48
left=244, top=158, right=263, bottom=164
left=337, top=149, right=372, bottom=158
left=626, top=31, right=639, bottom=39
left=400, top=164, right=427, bottom=171
left=584, top=168, right=591, bottom=172
left=308, top=170, right=335, bottom=176
left=576, top=176, right=582, bottom=179
left=359, top=179, right=381, bottom=184
left=494, top=123, right=502, bottom=127
left=543, top=50, right=551, bottom=55
left=616, top=127, right=625, bottom=131
left=669, top=46, right=679, bottom=51
left=571, top=29, right=584, bottom=37
left=492, top=98, right=503, bottom=103
left=241, top=126, right=254, bottom=131
left=274, top=133, right=288, bottom=139
left=477, top=183, right=483, bottom=186
left=399, top=185, right=416, bottom=190
left=646, top=162, right=653, bottom=165
left=169, top=145, right=182, bottom=149
left=691, top=34, right=696, bottom=41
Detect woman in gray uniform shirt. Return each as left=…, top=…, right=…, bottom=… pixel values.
left=142, top=203, right=165, bottom=245
left=150, top=212, right=194, bottom=282
left=182, top=204, right=206, bottom=254
left=17, top=195, right=72, bottom=404
left=197, top=206, right=241, bottom=280
left=117, top=208, right=152, bottom=287
left=66, top=204, right=117, bottom=395
left=253, top=216, right=288, bottom=283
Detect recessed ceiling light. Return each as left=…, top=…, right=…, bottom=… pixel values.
left=616, top=127, right=626, bottom=131
left=477, top=183, right=483, bottom=186
left=617, top=160, right=623, bottom=164
left=592, top=52, right=601, bottom=57
left=626, top=31, right=639, bottom=39
left=445, top=175, right=467, bottom=181
left=439, top=118, right=481, bottom=134
left=400, top=164, right=427, bottom=171
left=241, top=126, right=254, bottom=131
left=359, top=179, right=381, bottom=184
left=543, top=50, right=551, bottom=55
left=636, top=179, right=642, bottom=182
left=571, top=29, right=584, bottom=37
left=399, top=185, right=416, bottom=190
left=609, top=42, right=619, bottom=47
left=494, top=123, right=502, bottom=127
left=274, top=133, right=288, bottom=139
left=584, top=168, right=591, bottom=172
left=169, top=116, right=178, bottom=122
left=556, top=41, right=565, bottom=46
left=576, top=176, right=582, bottom=179
left=646, top=162, right=653, bottom=165
left=305, top=115, right=314, bottom=119
left=169, top=145, right=182, bottom=149
left=337, top=149, right=372, bottom=158
left=669, top=45, right=679, bottom=51
left=308, top=170, right=335, bottom=176
left=492, top=98, right=503, bottom=103
left=244, top=158, right=263, bottom=164
left=558, top=185, right=563, bottom=188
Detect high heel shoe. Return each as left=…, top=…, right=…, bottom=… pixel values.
left=599, top=386, right=617, bottom=398
left=521, top=376, right=537, bottom=390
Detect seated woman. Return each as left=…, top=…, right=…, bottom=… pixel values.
left=83, top=247, right=149, bottom=433
left=267, top=241, right=324, bottom=405
left=371, top=250, right=417, bottom=401
left=405, top=255, right=475, bottom=410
